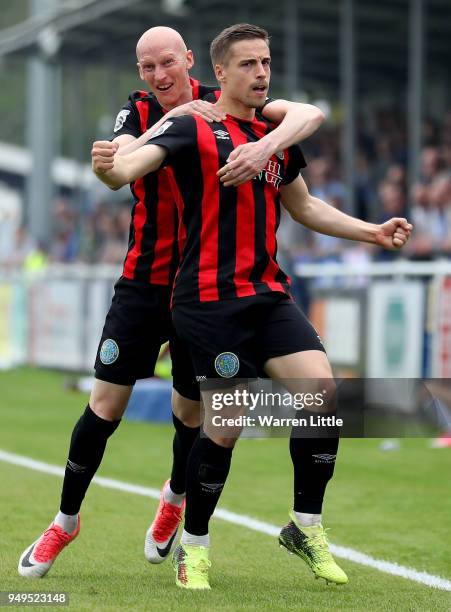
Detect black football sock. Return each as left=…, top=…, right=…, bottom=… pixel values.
left=290, top=410, right=340, bottom=514
left=60, top=405, right=120, bottom=515
left=184, top=434, right=233, bottom=536
left=169, top=414, right=200, bottom=495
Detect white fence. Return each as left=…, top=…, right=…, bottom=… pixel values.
left=0, top=261, right=450, bottom=377
left=0, top=264, right=119, bottom=372
left=295, top=259, right=451, bottom=377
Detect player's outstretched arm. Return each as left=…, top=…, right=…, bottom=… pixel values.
left=218, top=100, right=324, bottom=187
left=92, top=142, right=167, bottom=189
left=117, top=102, right=226, bottom=156
left=280, top=175, right=413, bottom=250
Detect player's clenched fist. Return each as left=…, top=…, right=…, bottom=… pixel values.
left=91, top=140, right=119, bottom=174
left=375, top=217, right=413, bottom=250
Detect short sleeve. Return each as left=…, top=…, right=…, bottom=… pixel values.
left=146, top=115, right=196, bottom=159
left=282, top=145, right=307, bottom=186
left=111, top=99, right=141, bottom=139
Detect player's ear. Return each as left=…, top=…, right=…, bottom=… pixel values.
left=215, top=63, right=226, bottom=83
left=186, top=50, right=194, bottom=70
left=137, top=62, right=145, bottom=81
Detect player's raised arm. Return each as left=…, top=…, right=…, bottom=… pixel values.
left=218, top=100, right=324, bottom=187
left=117, top=101, right=226, bottom=156
left=280, top=175, right=413, bottom=250
left=92, top=142, right=168, bottom=189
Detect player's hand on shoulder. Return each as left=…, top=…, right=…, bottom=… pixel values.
left=91, top=140, right=119, bottom=174
left=375, top=217, right=413, bottom=250
left=217, top=140, right=273, bottom=187
left=166, top=100, right=226, bottom=123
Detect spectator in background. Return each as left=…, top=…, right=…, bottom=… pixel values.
left=419, top=146, right=442, bottom=185
left=50, top=199, right=78, bottom=263
left=77, top=202, right=130, bottom=265
left=77, top=211, right=98, bottom=263
left=97, top=205, right=129, bottom=263
left=277, top=207, right=315, bottom=310
left=302, top=158, right=345, bottom=261
left=369, top=135, right=396, bottom=188
left=409, top=183, right=436, bottom=259
left=355, top=152, right=375, bottom=220
left=4, top=226, right=36, bottom=268
left=3, top=225, right=48, bottom=273
left=385, top=164, right=407, bottom=193
left=377, top=180, right=406, bottom=222
left=375, top=180, right=406, bottom=261
left=430, top=175, right=451, bottom=256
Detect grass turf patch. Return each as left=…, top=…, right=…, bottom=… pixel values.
left=1, top=367, right=450, bottom=610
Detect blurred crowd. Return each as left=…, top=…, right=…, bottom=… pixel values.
left=2, top=108, right=451, bottom=270
left=280, top=108, right=451, bottom=267
left=1, top=198, right=131, bottom=270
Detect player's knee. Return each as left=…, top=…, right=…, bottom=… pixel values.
left=90, top=399, right=126, bottom=421
left=303, top=360, right=336, bottom=411
left=90, top=380, right=132, bottom=421
left=172, top=391, right=202, bottom=427
left=321, top=377, right=337, bottom=407
left=205, top=433, right=237, bottom=449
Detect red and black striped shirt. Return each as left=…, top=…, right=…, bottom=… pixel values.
left=112, top=78, right=218, bottom=285
left=148, top=113, right=306, bottom=304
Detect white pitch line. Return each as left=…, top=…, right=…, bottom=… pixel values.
left=1, top=448, right=450, bottom=592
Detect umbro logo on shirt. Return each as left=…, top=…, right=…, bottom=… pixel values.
left=213, top=129, right=230, bottom=140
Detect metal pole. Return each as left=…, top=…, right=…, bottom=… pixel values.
left=340, top=0, right=356, bottom=215
left=408, top=0, right=424, bottom=206
left=69, top=61, right=85, bottom=223
left=26, top=0, right=59, bottom=247
left=284, top=0, right=299, bottom=99
left=189, top=18, right=203, bottom=83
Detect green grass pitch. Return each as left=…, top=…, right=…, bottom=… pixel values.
left=0, top=367, right=450, bottom=611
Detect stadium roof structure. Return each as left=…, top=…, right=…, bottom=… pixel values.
left=0, top=0, right=450, bottom=96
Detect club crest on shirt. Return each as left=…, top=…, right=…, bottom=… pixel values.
left=100, top=339, right=119, bottom=365
left=254, top=159, right=283, bottom=188
left=113, top=109, right=131, bottom=133
left=150, top=121, right=173, bottom=139
left=214, top=352, right=240, bottom=378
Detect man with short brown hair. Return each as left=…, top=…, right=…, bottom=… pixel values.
left=97, top=23, right=411, bottom=590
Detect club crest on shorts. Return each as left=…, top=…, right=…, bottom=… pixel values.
left=100, top=339, right=119, bottom=365
left=214, top=352, right=239, bottom=378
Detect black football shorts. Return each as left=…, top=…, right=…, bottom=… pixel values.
left=94, top=276, right=199, bottom=400
left=171, top=292, right=325, bottom=381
